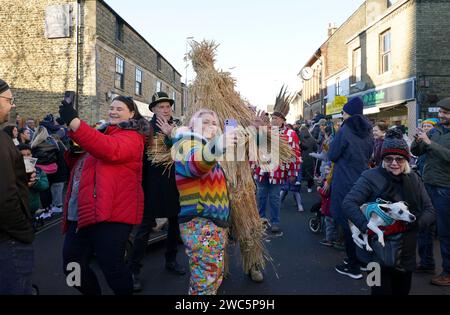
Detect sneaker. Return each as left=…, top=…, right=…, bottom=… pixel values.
left=415, top=265, right=436, bottom=274
left=343, top=258, right=367, bottom=272
left=165, top=261, right=187, bottom=275
left=297, top=205, right=304, bottom=212
left=261, top=218, right=270, bottom=226
left=431, top=273, right=450, bottom=286
left=249, top=266, right=264, bottom=283
left=319, top=239, right=333, bottom=247
left=307, top=188, right=313, bottom=193
left=335, top=264, right=363, bottom=280
left=132, top=273, right=142, bottom=292
left=270, top=224, right=281, bottom=234
left=51, top=206, right=63, bottom=213
left=295, top=181, right=301, bottom=185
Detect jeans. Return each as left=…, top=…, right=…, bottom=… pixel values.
left=50, top=182, right=65, bottom=207
left=324, top=216, right=338, bottom=242
left=0, top=240, right=34, bottom=295
left=128, top=215, right=180, bottom=275
left=256, top=177, right=281, bottom=225
left=331, top=201, right=359, bottom=267
left=426, top=184, right=450, bottom=275
left=63, top=221, right=133, bottom=295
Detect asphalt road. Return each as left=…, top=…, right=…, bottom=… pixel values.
left=32, top=187, right=450, bottom=295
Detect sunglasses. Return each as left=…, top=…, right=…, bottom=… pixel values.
left=0, top=96, right=15, bottom=105
left=383, top=156, right=406, bottom=164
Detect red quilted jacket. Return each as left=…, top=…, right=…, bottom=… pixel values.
left=62, top=120, right=145, bottom=233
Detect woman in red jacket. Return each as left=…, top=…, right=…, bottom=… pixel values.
left=58, top=96, right=149, bottom=295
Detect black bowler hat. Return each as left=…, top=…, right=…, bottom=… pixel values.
left=149, top=92, right=174, bottom=111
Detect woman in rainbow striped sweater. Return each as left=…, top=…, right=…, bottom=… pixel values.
left=169, top=109, right=237, bottom=295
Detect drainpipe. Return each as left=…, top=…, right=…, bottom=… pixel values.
left=75, top=0, right=80, bottom=111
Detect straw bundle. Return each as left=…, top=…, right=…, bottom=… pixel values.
left=184, top=40, right=295, bottom=273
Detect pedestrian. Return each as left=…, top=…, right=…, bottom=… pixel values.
left=128, top=92, right=186, bottom=293
left=254, top=96, right=301, bottom=234
left=411, top=98, right=450, bottom=286
left=3, top=125, right=20, bottom=146
left=328, top=96, right=374, bottom=279
left=171, top=108, right=237, bottom=295
left=17, top=144, right=49, bottom=220
left=30, top=125, right=60, bottom=216
left=342, top=129, right=435, bottom=295
left=298, top=126, right=318, bottom=193
left=48, top=134, right=69, bottom=214
left=59, top=95, right=149, bottom=295
left=371, top=121, right=389, bottom=167
left=0, top=79, right=36, bottom=295
left=18, top=127, right=31, bottom=144
left=24, top=118, right=36, bottom=140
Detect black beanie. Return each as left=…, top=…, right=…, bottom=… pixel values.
left=381, top=129, right=410, bottom=160
left=0, top=79, right=10, bottom=94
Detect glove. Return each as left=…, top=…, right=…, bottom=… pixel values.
left=59, top=100, right=79, bottom=126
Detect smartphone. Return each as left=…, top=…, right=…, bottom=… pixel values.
left=63, top=91, right=76, bottom=105
left=224, top=119, right=238, bottom=133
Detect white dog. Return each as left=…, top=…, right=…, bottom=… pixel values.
left=349, top=201, right=416, bottom=252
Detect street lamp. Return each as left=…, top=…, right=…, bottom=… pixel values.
left=184, top=36, right=194, bottom=115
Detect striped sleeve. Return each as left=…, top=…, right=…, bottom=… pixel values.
left=174, top=139, right=217, bottom=178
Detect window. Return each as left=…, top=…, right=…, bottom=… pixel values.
left=353, top=48, right=362, bottom=83
left=135, top=68, right=142, bottom=95
left=380, top=30, right=391, bottom=74
left=172, top=70, right=176, bottom=83
left=115, top=56, right=124, bottom=90
left=156, top=80, right=162, bottom=92
left=157, top=55, right=162, bottom=72
left=335, top=77, right=341, bottom=96
left=116, top=17, right=124, bottom=42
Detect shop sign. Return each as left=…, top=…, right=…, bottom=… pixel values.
left=326, top=96, right=348, bottom=115
left=351, top=79, right=415, bottom=108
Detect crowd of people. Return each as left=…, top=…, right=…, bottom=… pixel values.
left=1, top=76, right=450, bottom=296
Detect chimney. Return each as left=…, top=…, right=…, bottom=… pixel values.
left=327, top=23, right=337, bottom=37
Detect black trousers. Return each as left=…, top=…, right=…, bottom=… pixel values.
left=63, top=221, right=133, bottom=295
left=371, top=268, right=412, bottom=295
left=128, top=215, right=180, bottom=274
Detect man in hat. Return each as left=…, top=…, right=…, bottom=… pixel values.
left=254, top=109, right=301, bottom=235
left=328, top=96, right=374, bottom=279
left=128, top=92, right=186, bottom=292
left=0, top=79, right=36, bottom=294
left=412, top=98, right=450, bottom=286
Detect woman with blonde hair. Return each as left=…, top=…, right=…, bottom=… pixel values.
left=168, top=108, right=237, bottom=295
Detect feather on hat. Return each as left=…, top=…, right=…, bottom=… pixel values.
left=272, top=85, right=292, bottom=121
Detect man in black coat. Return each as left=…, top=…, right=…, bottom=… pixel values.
left=128, top=92, right=186, bottom=292
left=0, top=79, right=36, bottom=294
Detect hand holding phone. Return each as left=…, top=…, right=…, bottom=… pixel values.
left=224, top=119, right=238, bottom=133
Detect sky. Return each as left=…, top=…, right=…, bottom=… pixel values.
left=105, top=0, right=365, bottom=109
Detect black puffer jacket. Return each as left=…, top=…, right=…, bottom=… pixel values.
left=142, top=116, right=181, bottom=219
left=32, top=138, right=59, bottom=165
left=342, top=166, right=435, bottom=271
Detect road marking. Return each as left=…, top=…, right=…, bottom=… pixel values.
left=35, top=218, right=62, bottom=235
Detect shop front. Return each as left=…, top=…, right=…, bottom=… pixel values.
left=348, top=77, right=417, bottom=135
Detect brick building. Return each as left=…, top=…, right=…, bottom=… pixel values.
left=0, top=0, right=183, bottom=124
left=298, top=0, right=450, bottom=133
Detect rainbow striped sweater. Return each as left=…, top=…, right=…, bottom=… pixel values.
left=173, top=132, right=230, bottom=228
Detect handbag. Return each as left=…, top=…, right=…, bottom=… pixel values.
left=368, top=233, right=404, bottom=269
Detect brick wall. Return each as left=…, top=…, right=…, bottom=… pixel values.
left=0, top=0, right=79, bottom=121
left=416, top=0, right=450, bottom=102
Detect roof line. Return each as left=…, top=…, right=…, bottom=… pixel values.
left=99, top=0, right=182, bottom=76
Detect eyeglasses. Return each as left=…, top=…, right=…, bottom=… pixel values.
left=383, top=156, right=406, bottom=164
left=0, top=96, right=15, bottom=105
